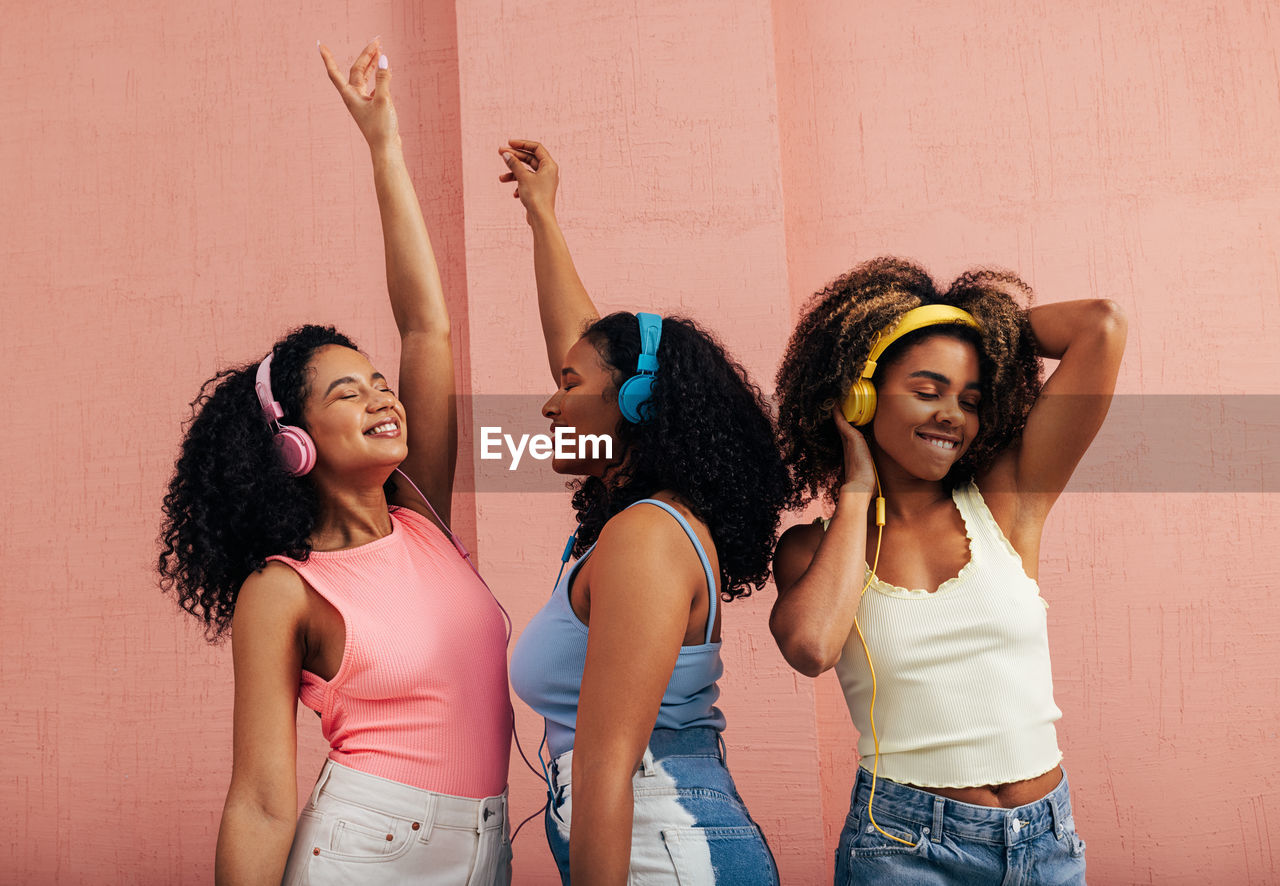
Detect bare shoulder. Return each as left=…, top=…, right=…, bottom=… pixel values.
left=594, top=499, right=701, bottom=561
left=588, top=499, right=706, bottom=600
left=773, top=520, right=825, bottom=595
left=777, top=520, right=825, bottom=555
left=232, top=561, right=311, bottom=634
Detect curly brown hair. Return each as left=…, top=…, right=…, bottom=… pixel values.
left=775, top=257, right=1043, bottom=506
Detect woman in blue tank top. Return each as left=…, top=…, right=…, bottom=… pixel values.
left=497, top=141, right=790, bottom=885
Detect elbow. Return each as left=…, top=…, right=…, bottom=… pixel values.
left=785, top=645, right=841, bottom=678
left=1092, top=299, right=1128, bottom=340
left=770, top=618, right=841, bottom=678
left=401, top=325, right=451, bottom=346
left=222, top=778, right=299, bottom=830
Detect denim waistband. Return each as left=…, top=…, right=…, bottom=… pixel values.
left=852, top=766, right=1073, bottom=847
left=548, top=727, right=724, bottom=791
left=641, top=726, right=723, bottom=757
left=310, top=760, right=507, bottom=834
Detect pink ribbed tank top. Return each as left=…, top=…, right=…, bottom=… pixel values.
left=268, top=507, right=511, bottom=798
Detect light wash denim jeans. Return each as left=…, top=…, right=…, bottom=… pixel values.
left=282, top=760, right=511, bottom=886
left=545, top=727, right=780, bottom=885
left=835, top=766, right=1086, bottom=885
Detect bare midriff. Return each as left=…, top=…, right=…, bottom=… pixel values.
left=910, top=765, right=1063, bottom=809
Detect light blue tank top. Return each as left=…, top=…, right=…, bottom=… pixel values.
left=510, top=499, right=727, bottom=757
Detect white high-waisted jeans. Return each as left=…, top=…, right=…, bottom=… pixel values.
left=282, top=760, right=511, bottom=886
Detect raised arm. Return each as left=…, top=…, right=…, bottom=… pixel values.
left=770, top=410, right=877, bottom=676
left=322, top=41, right=456, bottom=523
left=214, top=565, right=307, bottom=886
left=986, top=299, right=1126, bottom=525
left=498, top=141, right=599, bottom=382
left=568, top=509, right=701, bottom=884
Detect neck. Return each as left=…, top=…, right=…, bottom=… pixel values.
left=869, top=450, right=951, bottom=521
left=309, top=472, right=394, bottom=550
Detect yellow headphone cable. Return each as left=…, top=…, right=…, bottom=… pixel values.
left=852, top=461, right=916, bottom=847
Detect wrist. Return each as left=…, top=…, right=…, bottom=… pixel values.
left=369, top=137, right=405, bottom=166
left=526, top=205, right=560, bottom=231
left=835, top=484, right=874, bottom=506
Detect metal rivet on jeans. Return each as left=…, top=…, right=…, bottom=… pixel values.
left=312, top=848, right=320, bottom=856
left=412, top=822, right=420, bottom=831
left=385, top=834, right=394, bottom=841
left=922, top=827, right=930, bottom=834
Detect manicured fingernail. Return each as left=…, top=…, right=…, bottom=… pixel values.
left=378, top=54, right=388, bottom=69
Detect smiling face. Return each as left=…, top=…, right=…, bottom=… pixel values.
left=299, top=345, right=407, bottom=479
left=541, top=336, right=623, bottom=476
left=869, top=334, right=981, bottom=483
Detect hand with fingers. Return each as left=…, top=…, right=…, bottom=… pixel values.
left=499, top=139, right=560, bottom=225
left=319, top=39, right=399, bottom=151
left=833, top=407, right=878, bottom=497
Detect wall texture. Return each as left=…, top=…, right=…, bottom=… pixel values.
left=2, top=0, right=1276, bottom=883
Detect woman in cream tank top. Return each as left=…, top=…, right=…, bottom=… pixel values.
left=771, top=258, right=1126, bottom=884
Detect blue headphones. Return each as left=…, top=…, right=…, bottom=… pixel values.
left=617, top=312, right=663, bottom=423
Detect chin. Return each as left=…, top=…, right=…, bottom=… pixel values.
left=893, top=454, right=956, bottom=483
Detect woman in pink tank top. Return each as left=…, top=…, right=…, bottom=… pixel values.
left=159, top=41, right=512, bottom=885
left=770, top=258, right=1126, bottom=884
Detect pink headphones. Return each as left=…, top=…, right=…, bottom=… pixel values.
left=255, top=352, right=317, bottom=477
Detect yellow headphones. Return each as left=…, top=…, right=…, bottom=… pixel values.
left=841, top=304, right=983, bottom=426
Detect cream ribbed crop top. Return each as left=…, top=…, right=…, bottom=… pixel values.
left=831, top=480, right=1063, bottom=789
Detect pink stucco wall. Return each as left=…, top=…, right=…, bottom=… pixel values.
left=2, top=0, right=1277, bottom=883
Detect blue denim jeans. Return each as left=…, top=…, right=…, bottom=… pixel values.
left=545, top=727, right=780, bottom=885
left=835, top=766, right=1087, bottom=886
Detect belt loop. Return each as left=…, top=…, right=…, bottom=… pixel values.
left=419, top=792, right=437, bottom=842
left=717, top=732, right=728, bottom=765
left=640, top=747, right=656, bottom=777
left=307, top=760, right=334, bottom=809
left=1048, top=793, right=1064, bottom=839
left=931, top=797, right=944, bottom=843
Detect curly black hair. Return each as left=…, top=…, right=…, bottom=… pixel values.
left=775, top=257, right=1043, bottom=507
left=566, top=312, right=791, bottom=602
left=157, top=325, right=389, bottom=642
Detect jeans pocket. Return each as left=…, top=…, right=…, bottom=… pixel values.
left=331, top=817, right=405, bottom=856
left=661, top=826, right=779, bottom=886
left=310, top=799, right=419, bottom=863
left=549, top=783, right=571, bottom=825
left=846, top=812, right=927, bottom=858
